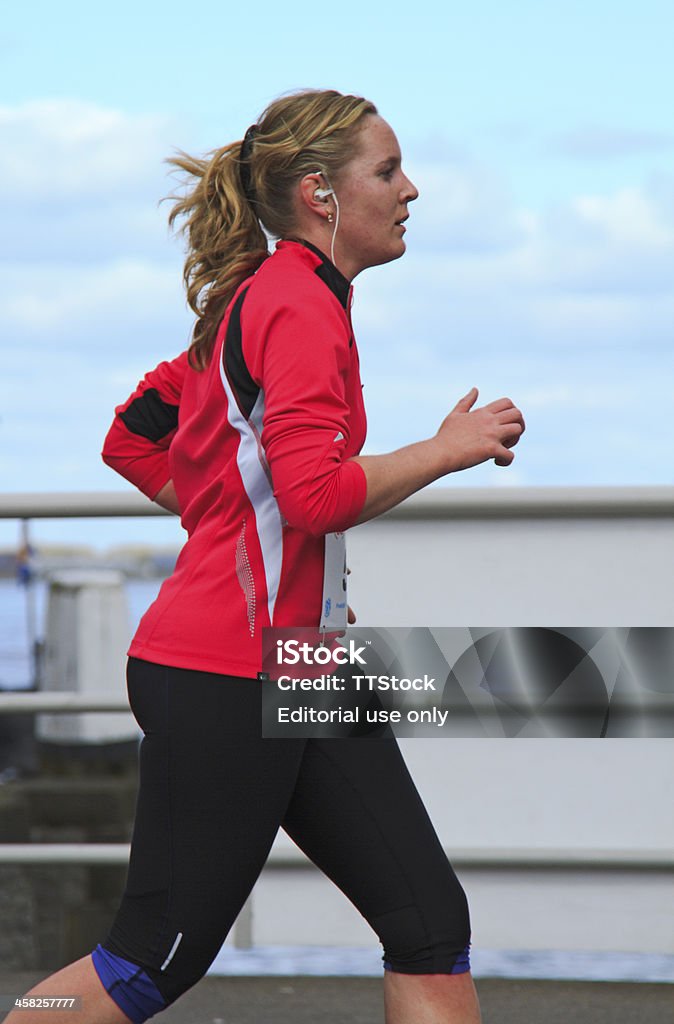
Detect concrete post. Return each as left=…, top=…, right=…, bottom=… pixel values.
left=38, top=571, right=137, bottom=745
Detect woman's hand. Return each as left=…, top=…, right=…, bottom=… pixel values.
left=350, top=386, right=525, bottom=524
left=433, top=387, right=525, bottom=471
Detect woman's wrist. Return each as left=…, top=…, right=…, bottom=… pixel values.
left=424, top=433, right=462, bottom=478
left=153, top=481, right=181, bottom=515
left=349, top=436, right=458, bottom=524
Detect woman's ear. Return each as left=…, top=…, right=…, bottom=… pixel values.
left=298, top=172, right=335, bottom=219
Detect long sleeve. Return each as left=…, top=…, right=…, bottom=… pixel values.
left=246, top=292, right=367, bottom=537
left=101, top=351, right=189, bottom=499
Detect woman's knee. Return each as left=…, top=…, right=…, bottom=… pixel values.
left=374, top=877, right=472, bottom=975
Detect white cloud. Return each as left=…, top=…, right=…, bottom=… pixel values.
left=405, top=153, right=527, bottom=253
left=0, top=99, right=186, bottom=265
left=0, top=99, right=174, bottom=200
left=571, top=188, right=672, bottom=247
left=352, top=163, right=673, bottom=490
left=553, top=126, right=674, bottom=160
left=1, top=105, right=672, bottom=491
left=357, top=165, right=674, bottom=357
left=0, top=258, right=190, bottom=346
left=0, top=100, right=193, bottom=345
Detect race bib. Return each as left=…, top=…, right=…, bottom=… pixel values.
left=319, top=532, right=348, bottom=635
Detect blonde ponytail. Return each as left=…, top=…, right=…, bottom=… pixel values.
left=167, top=90, right=376, bottom=369
left=166, top=143, right=269, bottom=368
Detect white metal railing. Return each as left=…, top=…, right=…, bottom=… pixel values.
left=1, top=694, right=672, bottom=875
left=1, top=486, right=673, bottom=521
left=0, top=694, right=131, bottom=713
left=0, top=491, right=173, bottom=519
left=1, top=488, right=673, bottom=950
left=0, top=842, right=670, bottom=870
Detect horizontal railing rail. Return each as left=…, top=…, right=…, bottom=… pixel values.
left=0, top=843, right=670, bottom=870
left=2, top=697, right=672, bottom=872
left=2, top=692, right=671, bottom=716
left=0, top=694, right=132, bottom=712
left=1, top=486, right=673, bottom=522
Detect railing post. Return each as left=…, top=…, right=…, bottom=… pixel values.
left=18, top=518, right=40, bottom=688
left=38, top=570, right=137, bottom=748
left=233, top=895, right=254, bottom=949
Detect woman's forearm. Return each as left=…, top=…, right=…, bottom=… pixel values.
left=153, top=481, right=181, bottom=515
left=350, top=437, right=448, bottom=524
left=350, top=388, right=525, bottom=525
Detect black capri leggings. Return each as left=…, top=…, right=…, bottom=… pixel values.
left=103, top=658, right=471, bottom=1006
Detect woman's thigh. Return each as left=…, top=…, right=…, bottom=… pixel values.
left=282, top=737, right=471, bottom=973
left=104, top=659, right=306, bottom=1001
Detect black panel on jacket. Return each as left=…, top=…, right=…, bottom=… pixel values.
left=119, top=388, right=179, bottom=442
left=300, top=240, right=351, bottom=310
left=223, top=286, right=260, bottom=420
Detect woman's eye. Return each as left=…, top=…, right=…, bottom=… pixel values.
left=379, top=168, right=395, bottom=181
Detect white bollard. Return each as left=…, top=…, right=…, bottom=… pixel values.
left=38, top=571, right=137, bottom=744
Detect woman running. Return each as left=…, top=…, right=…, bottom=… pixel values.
left=7, top=88, right=525, bottom=1024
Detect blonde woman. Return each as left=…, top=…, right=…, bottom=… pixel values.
left=9, top=89, right=524, bottom=1024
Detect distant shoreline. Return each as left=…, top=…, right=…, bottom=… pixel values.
left=0, top=546, right=179, bottom=581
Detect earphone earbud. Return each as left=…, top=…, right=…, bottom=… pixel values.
left=314, top=186, right=334, bottom=201
left=312, top=170, right=335, bottom=203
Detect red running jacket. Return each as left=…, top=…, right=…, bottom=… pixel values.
left=102, top=241, right=368, bottom=677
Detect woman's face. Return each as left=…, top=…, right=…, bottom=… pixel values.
left=332, top=115, right=418, bottom=279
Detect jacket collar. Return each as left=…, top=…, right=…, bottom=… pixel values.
left=278, top=239, right=351, bottom=310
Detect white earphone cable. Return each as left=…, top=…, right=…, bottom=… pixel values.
left=314, top=171, right=340, bottom=268
left=330, top=193, right=340, bottom=267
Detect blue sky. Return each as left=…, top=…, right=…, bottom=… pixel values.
left=1, top=0, right=673, bottom=546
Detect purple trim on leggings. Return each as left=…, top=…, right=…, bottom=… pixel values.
left=91, top=944, right=166, bottom=1023
left=384, top=942, right=471, bottom=975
